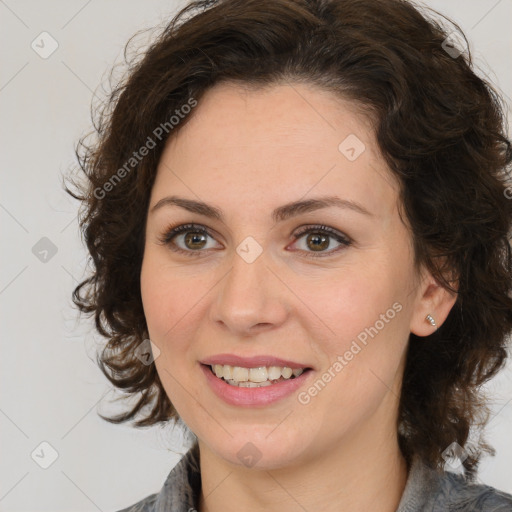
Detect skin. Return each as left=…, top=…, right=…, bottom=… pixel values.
left=140, top=81, right=457, bottom=512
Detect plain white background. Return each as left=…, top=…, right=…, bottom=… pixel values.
left=1, top=1, right=511, bottom=510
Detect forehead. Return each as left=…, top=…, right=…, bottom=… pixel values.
left=152, top=81, right=399, bottom=220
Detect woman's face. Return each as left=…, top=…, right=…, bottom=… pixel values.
left=141, top=82, right=432, bottom=469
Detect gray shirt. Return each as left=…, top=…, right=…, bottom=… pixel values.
left=116, top=445, right=512, bottom=511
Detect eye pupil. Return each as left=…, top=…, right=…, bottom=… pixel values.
left=307, top=233, right=329, bottom=251
left=185, top=232, right=207, bottom=249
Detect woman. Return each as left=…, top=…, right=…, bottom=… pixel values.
left=67, top=0, right=512, bottom=510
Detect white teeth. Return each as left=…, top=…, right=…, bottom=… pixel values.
left=249, top=367, right=268, bottom=382
left=268, top=366, right=282, bottom=380
left=232, top=366, right=249, bottom=382
left=281, top=367, right=293, bottom=379
left=210, top=364, right=307, bottom=386
left=214, top=364, right=223, bottom=378
left=223, top=364, right=233, bottom=380
left=239, top=381, right=272, bottom=388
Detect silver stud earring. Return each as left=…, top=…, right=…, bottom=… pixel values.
left=425, top=314, right=438, bottom=331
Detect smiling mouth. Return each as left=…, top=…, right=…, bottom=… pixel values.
left=207, top=363, right=312, bottom=387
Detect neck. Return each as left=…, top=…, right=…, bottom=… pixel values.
left=198, top=421, right=408, bottom=512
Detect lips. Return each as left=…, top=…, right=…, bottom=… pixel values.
left=202, top=364, right=312, bottom=406
left=201, top=353, right=312, bottom=370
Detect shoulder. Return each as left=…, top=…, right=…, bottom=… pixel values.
left=114, top=492, right=158, bottom=512
left=113, top=444, right=201, bottom=512
left=434, top=470, right=512, bottom=511
left=398, top=456, right=512, bottom=512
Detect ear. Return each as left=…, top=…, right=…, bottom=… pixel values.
left=410, top=267, right=458, bottom=337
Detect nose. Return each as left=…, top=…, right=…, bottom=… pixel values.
left=209, top=247, right=289, bottom=337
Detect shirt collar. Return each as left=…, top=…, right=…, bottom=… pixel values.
left=154, top=443, right=201, bottom=512
left=153, top=445, right=439, bottom=512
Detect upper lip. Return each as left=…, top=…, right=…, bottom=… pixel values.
left=201, top=354, right=312, bottom=370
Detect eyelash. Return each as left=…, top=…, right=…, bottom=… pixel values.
left=157, top=222, right=352, bottom=258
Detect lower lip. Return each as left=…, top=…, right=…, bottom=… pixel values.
left=200, top=364, right=312, bottom=407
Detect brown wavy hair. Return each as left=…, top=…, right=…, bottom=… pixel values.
left=66, top=0, right=512, bottom=478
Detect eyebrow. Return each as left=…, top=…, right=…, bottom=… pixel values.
left=150, top=195, right=373, bottom=222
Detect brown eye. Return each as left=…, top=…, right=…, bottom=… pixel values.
left=291, top=225, right=352, bottom=257
left=158, top=223, right=222, bottom=256
left=305, top=233, right=330, bottom=251
left=184, top=232, right=208, bottom=250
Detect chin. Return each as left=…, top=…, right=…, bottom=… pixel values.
left=202, top=425, right=318, bottom=471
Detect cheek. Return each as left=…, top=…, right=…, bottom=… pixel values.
left=295, top=263, right=404, bottom=348
left=294, top=259, right=410, bottom=406
left=140, top=259, right=171, bottom=339
left=141, top=245, right=199, bottom=324
left=321, top=234, right=414, bottom=354
left=140, top=254, right=207, bottom=417
left=140, top=253, right=203, bottom=358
